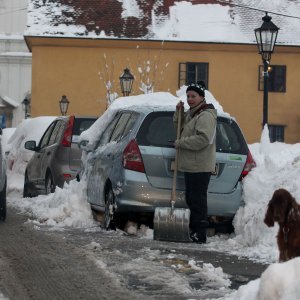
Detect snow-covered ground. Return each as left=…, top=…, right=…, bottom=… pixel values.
left=2, top=91, right=300, bottom=299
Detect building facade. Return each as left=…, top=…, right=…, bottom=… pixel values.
left=24, top=0, right=300, bottom=144
left=0, top=0, right=32, bottom=127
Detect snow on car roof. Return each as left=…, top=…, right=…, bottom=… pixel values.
left=80, top=90, right=230, bottom=148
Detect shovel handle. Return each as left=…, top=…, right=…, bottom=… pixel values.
left=171, top=104, right=182, bottom=203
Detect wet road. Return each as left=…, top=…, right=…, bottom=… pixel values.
left=0, top=206, right=268, bottom=299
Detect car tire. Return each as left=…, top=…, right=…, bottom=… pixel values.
left=23, top=172, right=32, bottom=198
left=104, top=186, right=128, bottom=231
left=45, top=173, right=55, bottom=195
left=0, top=178, right=7, bottom=221
left=213, top=219, right=234, bottom=234
left=104, top=187, right=117, bottom=231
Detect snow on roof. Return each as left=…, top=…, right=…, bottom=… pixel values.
left=25, top=0, right=300, bottom=46
left=1, top=95, right=19, bottom=108
left=0, top=52, right=32, bottom=57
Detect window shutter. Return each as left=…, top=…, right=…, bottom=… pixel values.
left=178, top=63, right=187, bottom=88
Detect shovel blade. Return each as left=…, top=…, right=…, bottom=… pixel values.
left=153, top=207, right=191, bottom=242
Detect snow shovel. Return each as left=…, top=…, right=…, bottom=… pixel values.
left=153, top=104, right=191, bottom=242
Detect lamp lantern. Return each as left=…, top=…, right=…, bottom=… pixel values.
left=22, top=97, right=30, bottom=119
left=254, top=13, right=279, bottom=127
left=59, top=95, right=69, bottom=116
left=119, top=68, right=134, bottom=96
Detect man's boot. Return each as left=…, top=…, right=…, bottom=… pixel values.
left=190, top=220, right=209, bottom=243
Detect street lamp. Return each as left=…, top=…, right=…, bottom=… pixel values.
left=255, top=12, right=279, bottom=128
left=59, top=95, right=69, bottom=116
left=22, top=97, right=30, bottom=119
left=119, top=68, right=134, bottom=96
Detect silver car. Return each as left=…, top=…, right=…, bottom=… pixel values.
left=23, top=115, right=97, bottom=197
left=80, top=106, right=256, bottom=231
left=0, top=128, right=7, bottom=221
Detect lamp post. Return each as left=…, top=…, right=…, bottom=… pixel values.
left=22, top=97, right=30, bottom=119
left=59, top=95, right=69, bottom=116
left=119, top=68, right=134, bottom=96
left=255, top=12, right=279, bottom=128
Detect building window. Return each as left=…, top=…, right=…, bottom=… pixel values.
left=179, top=62, right=209, bottom=88
left=268, top=125, right=285, bottom=142
left=258, top=65, right=286, bottom=92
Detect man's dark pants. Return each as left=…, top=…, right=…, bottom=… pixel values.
left=184, top=172, right=211, bottom=236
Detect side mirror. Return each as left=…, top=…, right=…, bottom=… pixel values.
left=24, top=140, right=37, bottom=151
left=0, top=128, right=2, bottom=135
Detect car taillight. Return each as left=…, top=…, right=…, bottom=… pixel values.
left=240, top=150, right=256, bottom=180
left=63, top=173, right=72, bottom=179
left=122, top=139, right=145, bottom=173
left=61, top=116, right=75, bottom=147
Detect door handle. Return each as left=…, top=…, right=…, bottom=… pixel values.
left=47, top=152, right=51, bottom=156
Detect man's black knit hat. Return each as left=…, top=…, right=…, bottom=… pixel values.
left=186, top=82, right=205, bottom=97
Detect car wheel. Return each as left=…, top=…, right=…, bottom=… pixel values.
left=0, top=179, right=7, bottom=221
left=213, top=219, right=234, bottom=234
left=104, top=187, right=117, bottom=231
left=45, top=173, right=55, bottom=195
left=23, top=172, right=31, bottom=198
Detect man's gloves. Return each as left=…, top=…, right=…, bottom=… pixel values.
left=174, top=139, right=180, bottom=149
left=176, top=101, right=184, bottom=111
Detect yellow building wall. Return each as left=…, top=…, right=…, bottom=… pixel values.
left=27, top=38, right=300, bottom=144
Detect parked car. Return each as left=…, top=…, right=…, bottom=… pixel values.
left=0, top=128, right=7, bottom=221
left=23, top=115, right=97, bottom=197
left=5, top=117, right=56, bottom=173
left=79, top=99, right=255, bottom=231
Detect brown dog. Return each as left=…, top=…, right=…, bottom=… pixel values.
left=264, top=188, right=300, bottom=262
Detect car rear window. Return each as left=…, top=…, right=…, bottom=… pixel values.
left=137, top=112, right=176, bottom=148
left=216, top=116, right=248, bottom=155
left=73, top=118, right=97, bottom=136
left=137, top=112, right=248, bottom=154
